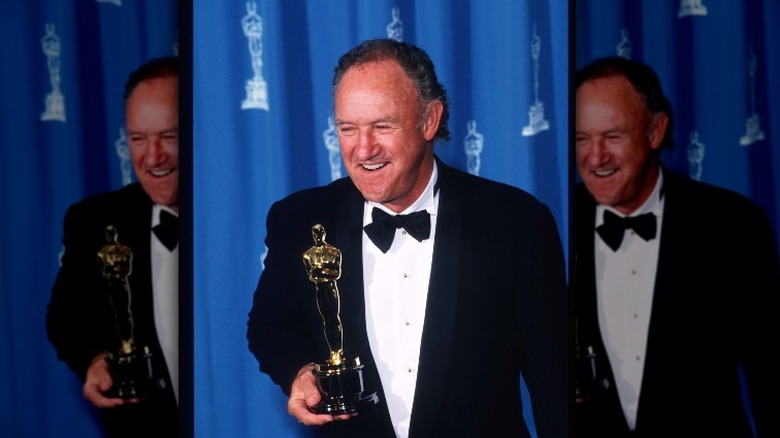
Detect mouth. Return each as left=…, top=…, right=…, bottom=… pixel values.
left=150, top=169, right=174, bottom=177
left=593, top=168, right=616, bottom=177
left=361, top=162, right=387, bottom=171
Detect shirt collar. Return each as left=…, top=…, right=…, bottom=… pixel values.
left=152, top=204, right=179, bottom=226
left=367, top=160, right=439, bottom=217
left=597, top=170, right=664, bottom=224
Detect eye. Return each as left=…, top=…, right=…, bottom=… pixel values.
left=337, top=125, right=357, bottom=136
left=373, top=124, right=394, bottom=133
left=127, top=135, right=147, bottom=145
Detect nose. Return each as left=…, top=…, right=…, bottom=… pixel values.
left=144, top=135, right=167, bottom=166
left=587, top=137, right=610, bottom=167
left=354, top=128, right=378, bottom=161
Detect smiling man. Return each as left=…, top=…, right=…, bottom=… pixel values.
left=247, top=39, right=568, bottom=438
left=47, top=56, right=179, bottom=437
left=573, top=57, right=779, bottom=437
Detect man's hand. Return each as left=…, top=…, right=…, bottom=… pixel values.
left=288, top=363, right=355, bottom=425
left=82, top=353, right=138, bottom=408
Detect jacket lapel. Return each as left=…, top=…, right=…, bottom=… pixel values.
left=334, top=182, right=370, bottom=357
left=332, top=180, right=397, bottom=432
left=636, top=170, right=678, bottom=428
left=122, top=187, right=157, bottom=348
left=574, top=185, right=629, bottom=430
left=408, top=161, right=464, bottom=437
left=575, top=186, right=599, bottom=345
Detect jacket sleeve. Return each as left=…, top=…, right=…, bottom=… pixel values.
left=46, top=202, right=118, bottom=380
left=515, top=201, right=570, bottom=438
left=246, top=200, right=320, bottom=395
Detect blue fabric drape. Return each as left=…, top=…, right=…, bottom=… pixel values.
left=192, top=1, right=569, bottom=437
left=0, top=2, right=177, bottom=436
left=577, top=0, right=780, bottom=252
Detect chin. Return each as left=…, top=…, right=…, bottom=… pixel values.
left=590, top=190, right=619, bottom=207
left=352, top=183, right=384, bottom=201
left=363, top=194, right=387, bottom=205
left=150, top=194, right=177, bottom=207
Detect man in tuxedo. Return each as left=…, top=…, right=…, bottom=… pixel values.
left=573, top=56, right=779, bottom=437
left=247, top=39, right=568, bottom=437
left=46, top=56, right=179, bottom=437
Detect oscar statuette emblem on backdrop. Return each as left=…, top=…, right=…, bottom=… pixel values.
left=302, top=224, right=379, bottom=414
left=97, top=225, right=164, bottom=399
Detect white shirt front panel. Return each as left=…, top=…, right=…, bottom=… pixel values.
left=151, top=204, right=179, bottom=404
left=594, top=172, right=664, bottom=430
left=363, top=163, right=438, bottom=438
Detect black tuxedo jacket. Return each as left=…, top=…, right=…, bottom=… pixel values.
left=574, top=170, right=780, bottom=437
left=47, top=183, right=178, bottom=437
left=248, top=160, right=568, bottom=437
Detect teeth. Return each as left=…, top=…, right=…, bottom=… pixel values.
left=363, top=163, right=385, bottom=170
left=594, top=169, right=615, bottom=177
left=151, top=169, right=172, bottom=177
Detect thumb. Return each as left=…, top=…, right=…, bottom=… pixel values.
left=98, top=371, right=114, bottom=392
left=306, top=390, right=321, bottom=407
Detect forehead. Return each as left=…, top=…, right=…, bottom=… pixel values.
left=127, top=76, right=178, bottom=105
left=576, top=75, right=648, bottom=127
left=125, top=76, right=178, bottom=123
left=335, top=60, right=418, bottom=109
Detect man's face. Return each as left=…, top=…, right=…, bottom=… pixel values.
left=125, top=75, right=179, bottom=211
left=335, top=60, right=441, bottom=213
left=575, top=75, right=667, bottom=215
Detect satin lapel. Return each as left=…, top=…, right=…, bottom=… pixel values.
left=408, top=163, right=463, bottom=437
left=638, top=171, right=678, bottom=421
left=124, top=187, right=155, bottom=342
left=333, top=184, right=371, bottom=358
left=575, top=185, right=627, bottom=428
left=575, top=186, right=599, bottom=348
left=334, top=182, right=398, bottom=433
left=645, top=170, right=677, bottom=338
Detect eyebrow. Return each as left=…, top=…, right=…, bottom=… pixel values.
left=334, top=116, right=396, bottom=126
left=125, top=128, right=179, bottom=136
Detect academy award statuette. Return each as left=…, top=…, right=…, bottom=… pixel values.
left=303, top=224, right=378, bottom=414
left=97, top=225, right=163, bottom=399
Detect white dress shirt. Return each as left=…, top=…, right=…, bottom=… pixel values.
left=363, top=163, right=439, bottom=438
left=151, top=205, right=179, bottom=404
left=594, top=172, right=664, bottom=430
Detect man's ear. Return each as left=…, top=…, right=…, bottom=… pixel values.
left=648, top=113, right=669, bottom=151
left=422, top=101, right=443, bottom=142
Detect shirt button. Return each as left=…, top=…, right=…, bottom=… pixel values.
left=403, top=273, right=408, bottom=278
left=401, top=230, right=407, bottom=235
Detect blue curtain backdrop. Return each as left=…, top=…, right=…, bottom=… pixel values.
left=0, top=1, right=177, bottom=437
left=192, top=1, right=569, bottom=437
left=576, top=0, right=780, bottom=253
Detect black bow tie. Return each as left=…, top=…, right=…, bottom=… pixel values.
left=596, top=210, right=656, bottom=252
left=363, top=207, right=431, bottom=253
left=153, top=210, right=178, bottom=251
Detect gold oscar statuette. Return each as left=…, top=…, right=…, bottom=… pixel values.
left=97, top=225, right=163, bottom=399
left=302, top=224, right=378, bottom=414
